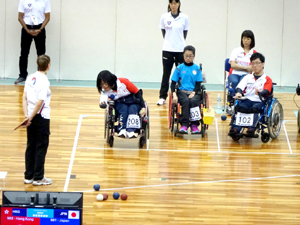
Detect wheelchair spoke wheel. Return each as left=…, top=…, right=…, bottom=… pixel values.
left=298, top=108, right=300, bottom=133
left=268, top=100, right=284, bottom=139
left=261, top=133, right=270, bottom=143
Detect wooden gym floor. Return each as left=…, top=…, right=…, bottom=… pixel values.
left=0, top=84, right=300, bottom=224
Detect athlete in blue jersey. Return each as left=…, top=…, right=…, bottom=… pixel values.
left=171, top=45, right=203, bottom=134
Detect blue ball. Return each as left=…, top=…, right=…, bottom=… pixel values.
left=113, top=192, right=120, bottom=200
left=93, top=184, right=100, bottom=191
left=221, top=115, right=227, bottom=121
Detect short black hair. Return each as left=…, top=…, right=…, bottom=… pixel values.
left=241, top=30, right=255, bottom=49
left=168, top=0, right=181, bottom=12
left=96, top=70, right=117, bottom=93
left=183, top=45, right=195, bottom=55
left=250, top=52, right=265, bottom=63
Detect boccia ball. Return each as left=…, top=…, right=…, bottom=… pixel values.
left=113, top=192, right=120, bottom=200
left=93, top=184, right=100, bottom=191
left=221, top=115, right=227, bottom=121
left=102, top=193, right=108, bottom=200
left=121, top=193, right=128, bottom=201
left=96, top=194, right=103, bottom=201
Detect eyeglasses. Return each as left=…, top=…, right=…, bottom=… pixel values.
left=184, top=54, right=194, bottom=58
left=251, top=62, right=262, bottom=66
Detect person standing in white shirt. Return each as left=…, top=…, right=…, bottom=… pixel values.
left=15, top=0, right=51, bottom=84
left=22, top=55, right=52, bottom=186
left=157, top=0, right=189, bottom=105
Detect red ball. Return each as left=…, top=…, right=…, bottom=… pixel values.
left=121, top=193, right=128, bottom=201
left=102, top=193, right=108, bottom=200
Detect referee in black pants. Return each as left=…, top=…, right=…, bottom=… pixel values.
left=22, top=55, right=52, bottom=186
left=15, top=0, right=51, bottom=84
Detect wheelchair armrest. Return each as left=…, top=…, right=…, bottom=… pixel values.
left=108, top=100, right=115, bottom=106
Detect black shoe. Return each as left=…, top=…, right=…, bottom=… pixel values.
left=228, top=128, right=237, bottom=137
left=14, top=77, right=26, bottom=84
left=246, top=129, right=255, bottom=137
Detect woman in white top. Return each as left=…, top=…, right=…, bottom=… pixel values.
left=157, top=0, right=189, bottom=105
left=22, top=55, right=52, bottom=186
left=228, top=30, right=256, bottom=99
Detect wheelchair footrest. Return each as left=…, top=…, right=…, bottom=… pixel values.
left=244, top=133, right=259, bottom=138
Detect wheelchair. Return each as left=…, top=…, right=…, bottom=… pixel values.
left=102, top=94, right=149, bottom=148
left=168, top=83, right=211, bottom=137
left=228, top=92, right=283, bottom=143
left=222, top=58, right=235, bottom=115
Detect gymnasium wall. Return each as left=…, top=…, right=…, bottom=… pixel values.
left=0, top=0, right=299, bottom=86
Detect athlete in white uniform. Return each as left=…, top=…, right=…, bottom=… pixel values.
left=157, top=0, right=189, bottom=105
left=22, top=55, right=52, bottom=186
left=15, top=0, right=51, bottom=84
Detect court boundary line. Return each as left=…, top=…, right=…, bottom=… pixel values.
left=283, top=122, right=292, bottom=154
left=215, top=118, right=221, bottom=152
left=64, top=115, right=84, bottom=192
left=76, top=174, right=300, bottom=193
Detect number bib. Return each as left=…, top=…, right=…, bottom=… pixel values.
left=235, top=112, right=254, bottom=126
left=190, top=107, right=201, bottom=121
left=126, top=114, right=141, bottom=129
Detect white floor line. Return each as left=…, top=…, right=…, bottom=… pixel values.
left=77, top=146, right=300, bottom=155
left=77, top=174, right=300, bottom=193
left=64, top=115, right=83, bottom=192
left=83, top=114, right=168, bottom=119
left=215, top=118, right=220, bottom=152
left=283, top=123, right=293, bottom=154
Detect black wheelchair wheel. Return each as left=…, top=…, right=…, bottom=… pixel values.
left=232, top=135, right=241, bottom=141
left=201, top=123, right=206, bottom=137
left=268, top=100, right=284, bottom=139
left=108, top=136, right=114, bottom=147
left=261, top=133, right=270, bottom=143
left=298, top=108, right=300, bottom=133
left=139, top=136, right=146, bottom=148
left=173, top=125, right=178, bottom=137
left=104, top=109, right=108, bottom=139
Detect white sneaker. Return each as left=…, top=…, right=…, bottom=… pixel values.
left=117, top=129, right=127, bottom=138
left=32, top=177, right=52, bottom=186
left=127, top=131, right=137, bottom=139
left=24, top=178, right=33, bottom=184
left=157, top=98, right=166, bottom=105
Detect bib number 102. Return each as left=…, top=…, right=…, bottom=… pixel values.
left=235, top=113, right=254, bottom=126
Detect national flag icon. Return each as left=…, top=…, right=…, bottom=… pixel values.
left=68, top=211, right=79, bottom=219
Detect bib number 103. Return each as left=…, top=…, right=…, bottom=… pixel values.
left=126, top=114, right=141, bottom=129
left=235, top=112, right=254, bottom=126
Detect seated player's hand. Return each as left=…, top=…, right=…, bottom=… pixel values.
left=140, top=108, right=146, bottom=117
left=172, top=93, right=178, bottom=104
left=235, top=93, right=242, bottom=99
left=188, top=92, right=195, bottom=99
left=99, top=101, right=107, bottom=109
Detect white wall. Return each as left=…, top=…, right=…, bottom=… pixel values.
left=0, top=0, right=5, bottom=78
left=1, top=0, right=299, bottom=86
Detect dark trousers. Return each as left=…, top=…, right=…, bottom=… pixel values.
left=177, top=91, right=201, bottom=127
left=115, top=102, right=141, bottom=133
left=232, top=99, right=264, bottom=132
left=159, top=51, right=184, bottom=99
left=25, top=114, right=50, bottom=181
left=19, top=24, right=46, bottom=79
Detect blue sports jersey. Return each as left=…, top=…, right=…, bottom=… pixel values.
left=171, top=63, right=203, bottom=91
